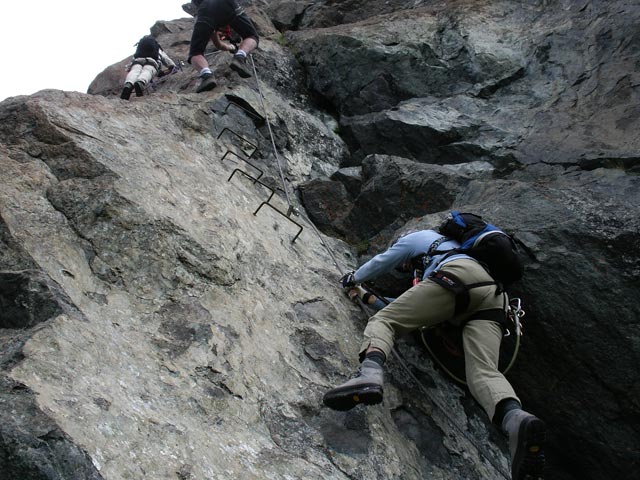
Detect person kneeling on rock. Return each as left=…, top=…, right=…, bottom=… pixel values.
left=121, top=35, right=177, bottom=100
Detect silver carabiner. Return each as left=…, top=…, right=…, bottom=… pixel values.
left=508, top=297, right=525, bottom=336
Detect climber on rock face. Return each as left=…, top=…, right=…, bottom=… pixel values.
left=186, top=0, right=260, bottom=93
left=325, top=225, right=547, bottom=480
left=121, top=35, right=177, bottom=100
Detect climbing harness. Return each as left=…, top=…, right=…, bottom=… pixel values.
left=359, top=281, right=523, bottom=385
left=427, top=269, right=495, bottom=316
left=420, top=296, right=524, bottom=385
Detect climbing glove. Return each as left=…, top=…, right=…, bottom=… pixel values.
left=339, top=271, right=357, bottom=288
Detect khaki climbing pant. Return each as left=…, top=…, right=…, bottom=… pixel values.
left=360, top=258, right=519, bottom=420
left=124, top=58, right=159, bottom=87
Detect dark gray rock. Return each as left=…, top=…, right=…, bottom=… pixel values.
left=151, top=300, right=214, bottom=358
left=264, top=0, right=310, bottom=31
left=289, top=1, right=640, bottom=168
left=0, top=217, right=38, bottom=271
left=0, top=377, right=102, bottom=480
left=493, top=170, right=640, bottom=480
left=288, top=4, right=529, bottom=117
left=299, top=178, right=353, bottom=239
left=341, top=97, right=516, bottom=166
left=330, top=166, right=363, bottom=198
left=181, top=2, right=196, bottom=17
left=0, top=271, right=78, bottom=330
left=293, top=0, right=429, bottom=29
left=302, top=154, right=492, bottom=242
left=348, top=155, right=479, bottom=239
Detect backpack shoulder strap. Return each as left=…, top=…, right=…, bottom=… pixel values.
left=422, top=236, right=452, bottom=266
left=427, top=236, right=449, bottom=256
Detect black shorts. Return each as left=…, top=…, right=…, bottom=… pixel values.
left=188, top=0, right=259, bottom=62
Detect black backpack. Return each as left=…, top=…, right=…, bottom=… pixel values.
left=435, top=211, right=531, bottom=286
left=133, top=35, right=160, bottom=60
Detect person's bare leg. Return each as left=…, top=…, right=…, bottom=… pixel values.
left=192, top=53, right=217, bottom=93
left=191, top=54, right=209, bottom=72
left=230, top=37, right=258, bottom=78
left=237, top=37, right=257, bottom=55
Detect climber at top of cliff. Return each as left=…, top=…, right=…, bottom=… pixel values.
left=186, top=0, right=260, bottom=93
left=120, top=35, right=178, bottom=100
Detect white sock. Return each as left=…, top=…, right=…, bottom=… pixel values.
left=199, top=67, right=212, bottom=77
left=235, top=50, right=247, bottom=58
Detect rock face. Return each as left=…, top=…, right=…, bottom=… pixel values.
left=0, top=2, right=639, bottom=480
left=287, top=0, right=640, bottom=169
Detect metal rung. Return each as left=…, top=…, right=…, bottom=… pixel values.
left=228, top=169, right=276, bottom=204
left=223, top=102, right=265, bottom=125
left=254, top=202, right=304, bottom=243
left=228, top=169, right=302, bottom=242
left=221, top=151, right=264, bottom=181
left=228, top=168, right=284, bottom=197
left=217, top=127, right=258, bottom=158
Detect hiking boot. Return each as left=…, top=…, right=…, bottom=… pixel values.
left=196, top=72, right=217, bottom=93
left=134, top=81, right=144, bottom=97
left=323, top=359, right=384, bottom=411
left=230, top=54, right=252, bottom=78
left=120, top=83, right=133, bottom=100
left=504, top=410, right=547, bottom=480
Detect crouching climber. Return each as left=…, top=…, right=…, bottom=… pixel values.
left=187, top=0, right=259, bottom=93
left=325, top=227, right=546, bottom=480
left=121, top=35, right=177, bottom=100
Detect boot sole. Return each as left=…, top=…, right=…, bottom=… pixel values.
left=323, top=384, right=383, bottom=411
left=230, top=62, right=252, bottom=78
left=196, top=79, right=217, bottom=93
left=512, top=416, right=546, bottom=480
